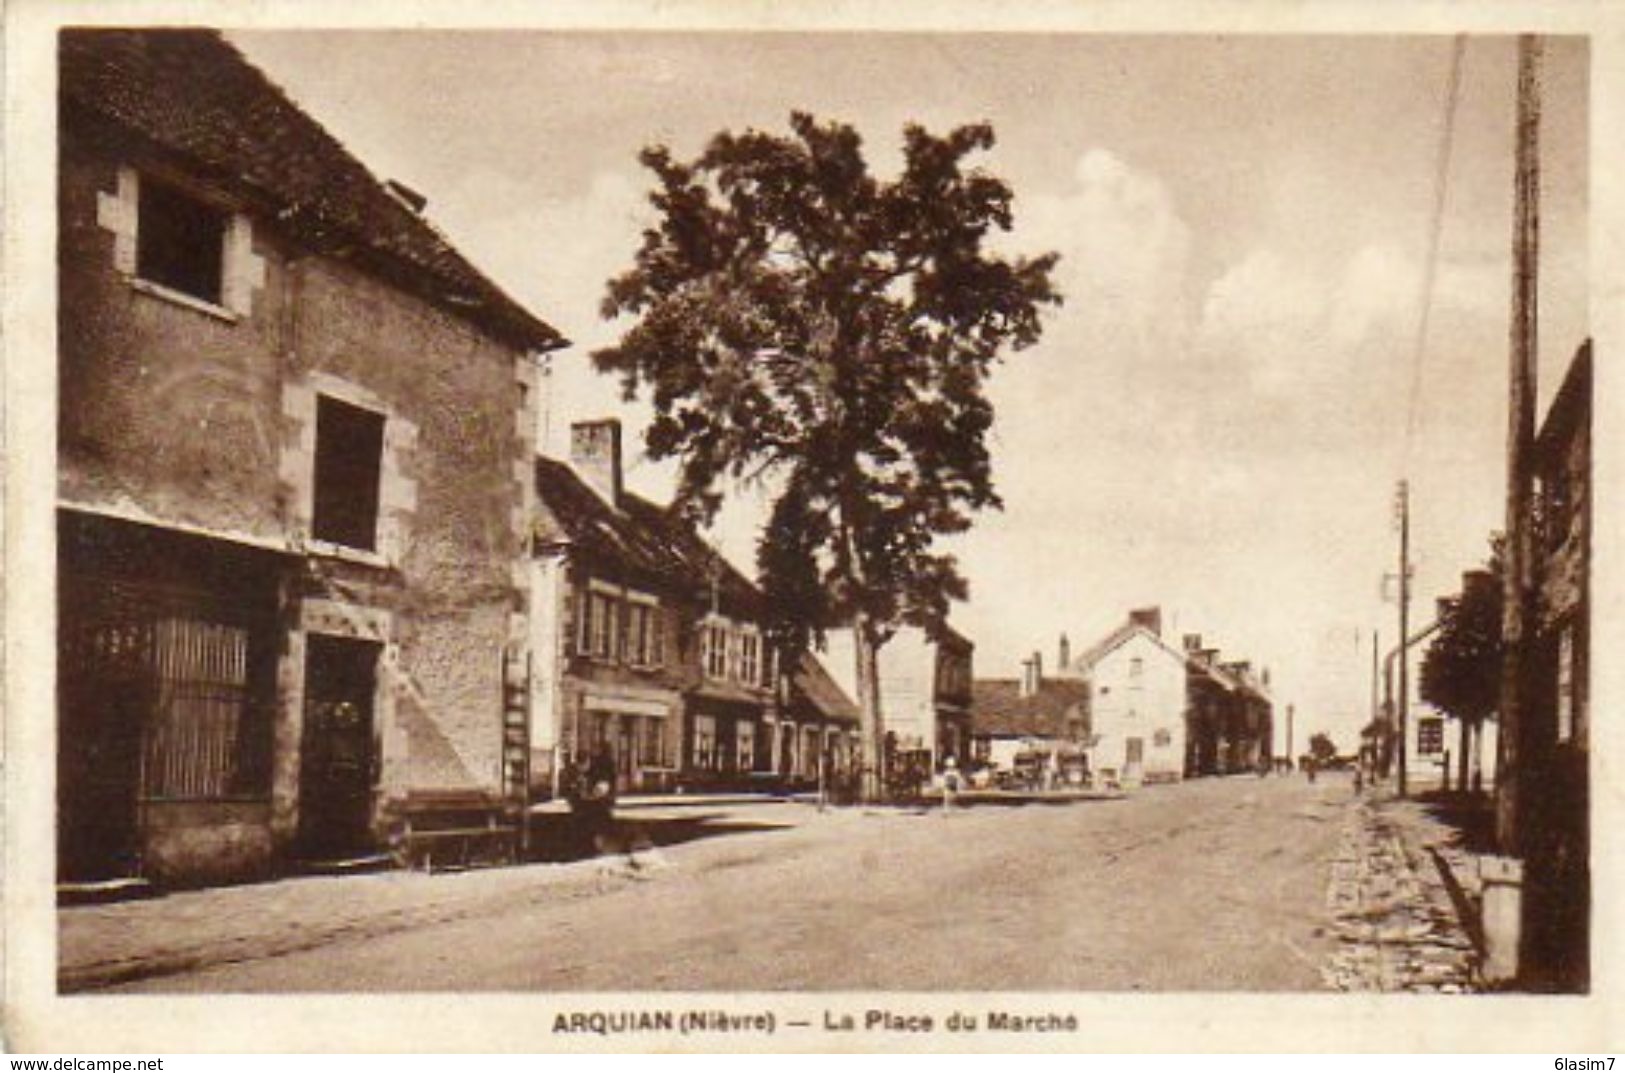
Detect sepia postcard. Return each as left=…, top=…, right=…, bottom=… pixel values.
left=4, top=0, right=1622, bottom=1055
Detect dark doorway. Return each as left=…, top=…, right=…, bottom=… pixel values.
left=298, top=635, right=381, bottom=859
left=58, top=604, right=150, bottom=881
left=58, top=513, right=282, bottom=883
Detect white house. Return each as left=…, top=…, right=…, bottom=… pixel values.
left=1065, top=608, right=1188, bottom=786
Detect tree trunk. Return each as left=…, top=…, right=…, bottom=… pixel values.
left=1472, top=720, right=1486, bottom=794
left=1458, top=719, right=1472, bottom=795
left=852, top=609, right=886, bottom=804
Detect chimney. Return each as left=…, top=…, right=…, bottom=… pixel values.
left=1463, top=568, right=1495, bottom=604
left=1032, top=649, right=1043, bottom=689
left=1197, top=648, right=1219, bottom=668
left=1129, top=606, right=1162, bottom=637
left=571, top=419, right=623, bottom=506
left=1058, top=632, right=1071, bottom=671
left=1019, top=657, right=1035, bottom=699
left=1182, top=633, right=1203, bottom=653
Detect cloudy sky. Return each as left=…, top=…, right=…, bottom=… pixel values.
left=233, top=30, right=1588, bottom=750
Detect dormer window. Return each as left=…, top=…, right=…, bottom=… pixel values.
left=137, top=176, right=226, bottom=305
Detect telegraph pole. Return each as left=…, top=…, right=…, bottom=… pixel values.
left=1369, top=629, right=1379, bottom=769
left=1395, top=480, right=1412, bottom=798
left=1497, top=34, right=1542, bottom=855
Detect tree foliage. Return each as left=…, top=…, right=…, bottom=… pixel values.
left=1308, top=733, right=1338, bottom=763
left=594, top=112, right=1060, bottom=660
left=1420, top=537, right=1505, bottom=727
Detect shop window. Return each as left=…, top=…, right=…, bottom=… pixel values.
left=693, top=715, right=717, bottom=770
left=311, top=395, right=385, bottom=551
left=637, top=716, right=666, bottom=767
left=737, top=721, right=756, bottom=771
left=137, top=175, right=226, bottom=305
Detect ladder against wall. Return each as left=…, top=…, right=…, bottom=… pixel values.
left=500, top=646, right=531, bottom=857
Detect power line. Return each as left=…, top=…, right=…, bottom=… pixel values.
left=1403, top=34, right=1469, bottom=462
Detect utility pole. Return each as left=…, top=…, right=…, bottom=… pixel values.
left=1395, top=480, right=1412, bottom=798
left=1370, top=629, right=1379, bottom=771
left=1370, top=629, right=1379, bottom=725
left=1285, top=703, right=1294, bottom=768
left=1497, top=34, right=1542, bottom=856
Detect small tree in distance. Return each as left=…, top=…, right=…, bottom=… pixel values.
left=594, top=113, right=1061, bottom=801
left=1308, top=732, right=1338, bottom=765
left=1420, top=537, right=1504, bottom=793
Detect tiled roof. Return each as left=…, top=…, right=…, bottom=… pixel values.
left=971, top=678, right=1090, bottom=739
left=60, top=29, right=564, bottom=354
left=789, top=651, right=860, bottom=724
left=532, top=456, right=761, bottom=614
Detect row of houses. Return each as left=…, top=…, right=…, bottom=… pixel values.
left=968, top=607, right=1275, bottom=788
left=526, top=419, right=865, bottom=798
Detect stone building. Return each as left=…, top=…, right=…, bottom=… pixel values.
left=56, top=30, right=564, bottom=886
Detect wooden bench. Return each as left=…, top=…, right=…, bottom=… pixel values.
left=388, top=789, right=518, bottom=873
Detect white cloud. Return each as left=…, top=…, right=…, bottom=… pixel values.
left=1010, top=148, right=1192, bottom=365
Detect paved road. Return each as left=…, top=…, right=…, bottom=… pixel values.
left=117, top=773, right=1354, bottom=992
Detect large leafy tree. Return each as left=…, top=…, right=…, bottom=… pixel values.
left=1420, top=538, right=1504, bottom=793
left=594, top=113, right=1060, bottom=799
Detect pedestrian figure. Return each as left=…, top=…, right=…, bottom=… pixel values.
left=941, top=755, right=961, bottom=816
left=569, top=744, right=618, bottom=856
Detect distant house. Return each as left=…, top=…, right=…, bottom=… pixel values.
left=528, top=419, right=858, bottom=795
left=1183, top=642, right=1242, bottom=776
left=970, top=652, right=1090, bottom=773
left=56, top=30, right=565, bottom=886
left=824, top=623, right=975, bottom=768
left=1066, top=609, right=1189, bottom=786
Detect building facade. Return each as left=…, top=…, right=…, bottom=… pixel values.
left=57, top=30, right=563, bottom=886
left=1069, top=610, right=1188, bottom=786
left=823, top=623, right=975, bottom=768
left=1522, top=340, right=1591, bottom=991
left=528, top=420, right=859, bottom=795
left=970, top=652, right=1091, bottom=775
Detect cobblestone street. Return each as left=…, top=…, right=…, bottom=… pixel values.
left=1321, top=792, right=1484, bottom=992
